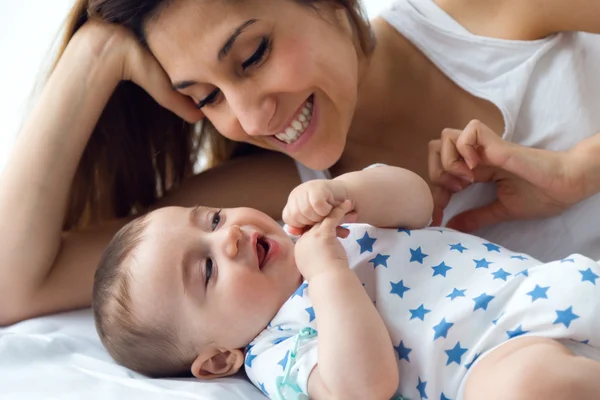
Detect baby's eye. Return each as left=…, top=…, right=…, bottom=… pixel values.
left=211, top=210, right=222, bottom=231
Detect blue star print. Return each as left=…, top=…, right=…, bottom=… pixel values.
left=441, top=394, right=451, bottom=400
left=245, top=352, right=257, bottom=368
left=449, top=243, right=468, bottom=253
left=305, top=307, right=315, bottom=322
left=369, top=253, right=390, bottom=268
left=527, top=285, right=549, bottom=302
left=432, top=262, right=452, bottom=277
left=580, top=268, right=599, bottom=285
left=561, top=258, right=575, bottom=263
left=447, top=288, right=466, bottom=300
left=465, top=353, right=481, bottom=369
left=356, top=232, right=376, bottom=254
left=291, top=283, right=308, bottom=298
left=516, top=269, right=529, bottom=277
left=492, top=312, right=504, bottom=325
left=410, top=247, right=429, bottom=264
left=554, top=306, right=580, bottom=328
left=410, top=304, right=431, bottom=321
left=258, top=382, right=268, bottom=396
left=398, top=228, right=411, bottom=235
left=483, top=243, right=501, bottom=252
left=511, top=255, right=528, bottom=260
left=491, top=268, right=512, bottom=281
left=473, top=293, right=495, bottom=311
left=394, top=341, right=412, bottom=362
left=445, top=342, right=468, bottom=366
left=272, top=336, right=292, bottom=345
left=390, top=280, right=411, bottom=299
left=473, top=258, right=493, bottom=269
left=433, top=318, right=454, bottom=340
left=416, top=377, right=428, bottom=399
left=507, top=325, right=529, bottom=339
left=277, top=351, right=289, bottom=371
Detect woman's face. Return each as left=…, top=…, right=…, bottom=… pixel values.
left=145, top=0, right=361, bottom=170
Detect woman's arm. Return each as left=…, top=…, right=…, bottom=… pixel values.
left=440, top=0, right=600, bottom=40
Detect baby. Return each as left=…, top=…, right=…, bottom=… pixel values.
left=93, top=165, right=600, bottom=400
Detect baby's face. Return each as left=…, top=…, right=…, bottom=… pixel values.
left=128, top=206, right=302, bottom=351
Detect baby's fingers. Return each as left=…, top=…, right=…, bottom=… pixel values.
left=319, top=200, right=353, bottom=233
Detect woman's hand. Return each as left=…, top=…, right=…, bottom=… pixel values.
left=74, top=21, right=204, bottom=123
left=428, top=120, right=588, bottom=232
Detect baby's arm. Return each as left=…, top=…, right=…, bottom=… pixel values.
left=296, top=203, right=399, bottom=400
left=337, top=165, right=432, bottom=229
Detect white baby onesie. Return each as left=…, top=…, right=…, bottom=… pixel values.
left=244, top=224, right=600, bottom=400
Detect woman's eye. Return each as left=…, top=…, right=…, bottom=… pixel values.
left=242, top=36, right=271, bottom=70
left=196, top=89, right=221, bottom=109
left=204, top=258, right=214, bottom=286
left=211, top=210, right=222, bottom=231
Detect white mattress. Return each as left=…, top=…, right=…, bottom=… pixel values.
left=0, top=309, right=267, bottom=400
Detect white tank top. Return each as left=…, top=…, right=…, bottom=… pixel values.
left=296, top=0, right=600, bottom=262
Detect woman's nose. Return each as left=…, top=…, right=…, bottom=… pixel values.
left=223, top=224, right=243, bottom=259
left=226, top=88, right=275, bottom=137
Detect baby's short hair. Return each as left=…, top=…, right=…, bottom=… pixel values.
left=92, top=214, right=195, bottom=377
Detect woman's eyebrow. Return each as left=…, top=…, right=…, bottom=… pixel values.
left=218, top=19, right=258, bottom=60
left=171, top=19, right=258, bottom=91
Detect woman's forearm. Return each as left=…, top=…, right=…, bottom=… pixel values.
left=308, top=269, right=399, bottom=399
left=0, top=32, right=120, bottom=313
left=570, top=132, right=600, bottom=200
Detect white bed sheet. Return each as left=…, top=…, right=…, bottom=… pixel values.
left=0, top=309, right=266, bottom=400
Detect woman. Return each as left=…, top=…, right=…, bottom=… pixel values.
left=0, top=0, right=599, bottom=326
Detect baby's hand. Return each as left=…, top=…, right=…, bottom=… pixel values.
left=294, top=201, right=353, bottom=281
left=283, top=179, right=357, bottom=234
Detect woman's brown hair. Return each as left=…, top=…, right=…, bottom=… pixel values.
left=55, top=0, right=373, bottom=229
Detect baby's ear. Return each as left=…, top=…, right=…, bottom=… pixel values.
left=191, top=348, right=244, bottom=380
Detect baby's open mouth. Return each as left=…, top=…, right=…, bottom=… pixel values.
left=256, top=236, right=270, bottom=269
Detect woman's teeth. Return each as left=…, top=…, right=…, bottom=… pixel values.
left=275, top=99, right=313, bottom=144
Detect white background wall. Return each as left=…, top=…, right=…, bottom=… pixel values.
left=0, top=0, right=394, bottom=171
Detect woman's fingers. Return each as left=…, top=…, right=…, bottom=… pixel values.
left=440, top=128, right=474, bottom=182
left=428, top=139, right=471, bottom=193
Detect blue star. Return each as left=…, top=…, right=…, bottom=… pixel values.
left=561, top=258, right=575, bottom=263
left=410, top=247, right=429, bottom=264
left=440, top=394, right=451, bottom=400
left=276, top=325, right=290, bottom=331
left=245, top=352, right=257, bottom=368
left=491, top=268, right=512, bottom=281
left=506, top=325, right=529, bottom=339
left=394, top=340, right=412, bottom=362
left=473, top=258, right=493, bottom=269
left=416, top=377, right=428, bottom=399
left=483, top=243, right=501, bottom=252
left=258, top=382, right=269, bottom=396
left=410, top=304, right=431, bottom=321
left=554, top=306, right=580, bottom=328
left=398, top=228, right=411, bottom=235
left=369, top=253, right=390, bottom=268
left=277, top=351, right=290, bottom=371
left=272, top=336, right=292, bottom=345
left=473, top=293, right=495, bottom=311
left=305, top=307, right=315, bottom=322
left=445, top=342, right=468, bottom=366
left=465, top=353, right=481, bottom=369
left=511, top=255, right=528, bottom=260
left=449, top=243, right=468, bottom=253
left=291, top=282, right=308, bottom=298
left=390, top=280, right=411, bottom=299
left=580, top=339, right=590, bottom=345
left=527, top=285, right=549, bottom=302
left=516, top=269, right=529, bottom=277
left=447, top=288, right=466, bottom=300
left=433, top=318, right=454, bottom=340
left=492, top=312, right=504, bottom=325
left=580, top=268, right=599, bottom=285
left=356, top=232, right=376, bottom=254
left=432, top=261, right=452, bottom=277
